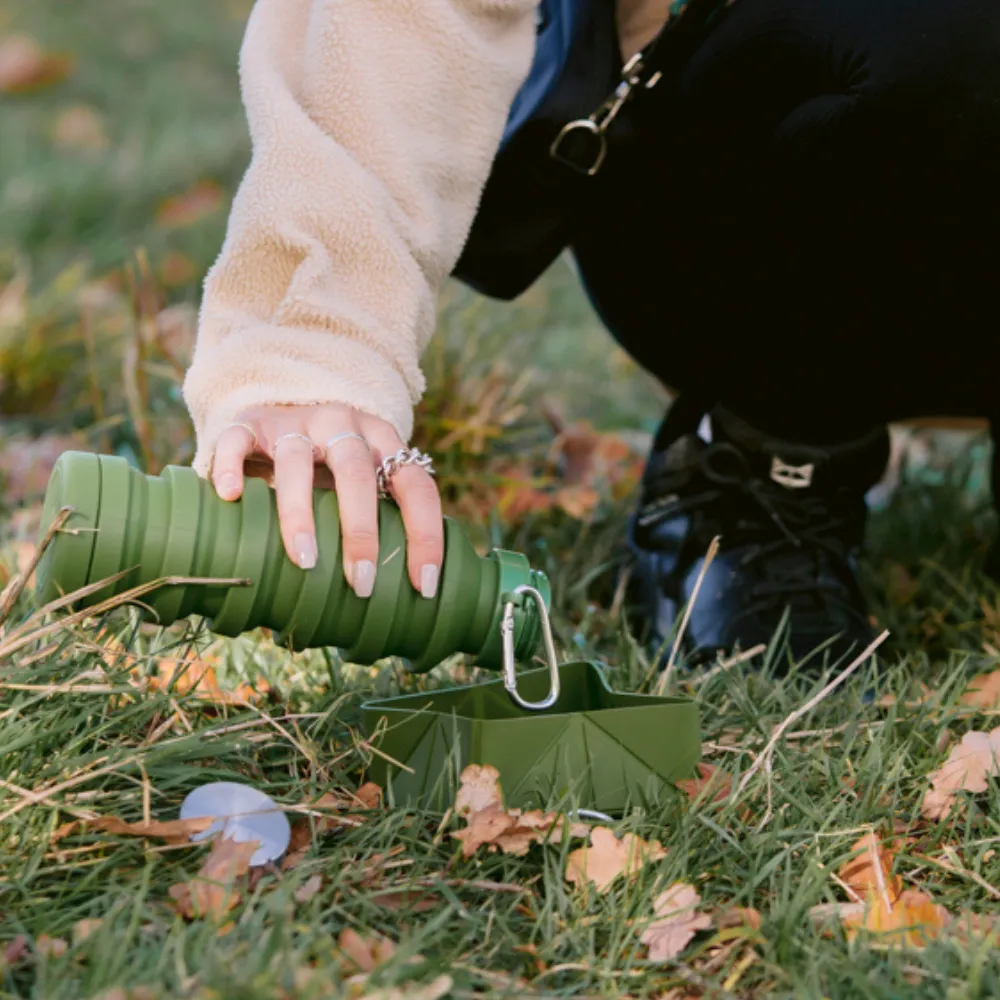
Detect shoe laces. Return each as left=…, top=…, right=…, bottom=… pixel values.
left=647, top=441, right=860, bottom=603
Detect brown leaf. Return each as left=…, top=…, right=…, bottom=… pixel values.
left=553, top=485, right=599, bottom=520
left=962, top=671, right=1000, bottom=710
left=455, top=764, right=503, bottom=816
left=0, top=35, right=72, bottom=93
left=2, top=936, right=29, bottom=967
left=51, top=105, right=108, bottom=153
left=676, top=762, right=734, bottom=806
left=168, top=836, right=258, bottom=921
left=565, top=827, right=667, bottom=893
left=370, top=890, right=440, bottom=913
left=843, top=889, right=949, bottom=949
left=155, top=180, right=225, bottom=228
left=336, top=928, right=397, bottom=975
left=35, top=934, right=68, bottom=958
left=451, top=766, right=588, bottom=857
left=74, top=814, right=215, bottom=846
left=143, top=653, right=269, bottom=706
left=718, top=906, right=762, bottom=931
left=922, top=727, right=1000, bottom=819
left=639, top=883, right=713, bottom=962
left=158, top=253, right=198, bottom=288
left=838, top=832, right=902, bottom=906
left=294, top=874, right=323, bottom=903
left=354, top=781, right=383, bottom=810
left=72, top=918, right=104, bottom=945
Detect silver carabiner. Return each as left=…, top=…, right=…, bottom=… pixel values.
left=500, top=584, right=561, bottom=712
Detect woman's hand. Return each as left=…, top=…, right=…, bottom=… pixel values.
left=210, top=404, right=443, bottom=599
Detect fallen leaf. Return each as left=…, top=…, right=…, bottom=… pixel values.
left=294, top=874, right=323, bottom=903
left=454, top=764, right=503, bottom=816
left=0, top=35, right=72, bottom=93
left=72, top=918, right=104, bottom=944
left=168, top=836, right=258, bottom=921
left=370, top=890, right=440, bottom=913
left=51, top=105, right=108, bottom=153
left=838, top=832, right=902, bottom=907
left=676, top=762, right=734, bottom=806
left=158, top=253, right=197, bottom=288
left=1, top=936, right=28, bottom=967
left=718, top=906, right=762, bottom=931
left=145, top=653, right=269, bottom=706
left=922, top=727, right=1000, bottom=819
left=565, top=827, right=666, bottom=893
left=35, top=934, right=68, bottom=958
left=336, top=928, right=397, bottom=975
left=451, top=766, right=587, bottom=858
left=640, top=883, right=713, bottom=961
left=59, top=814, right=215, bottom=846
left=354, top=782, right=382, bottom=810
left=843, top=889, right=949, bottom=949
left=155, top=180, right=225, bottom=228
left=962, top=671, right=1000, bottom=710
left=554, top=485, right=599, bottom=520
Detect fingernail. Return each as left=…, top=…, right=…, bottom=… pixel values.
left=353, top=560, right=376, bottom=599
left=420, top=564, right=439, bottom=600
left=217, top=473, right=240, bottom=498
left=294, top=533, right=317, bottom=570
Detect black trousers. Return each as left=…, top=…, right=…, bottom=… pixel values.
left=571, top=0, right=1000, bottom=444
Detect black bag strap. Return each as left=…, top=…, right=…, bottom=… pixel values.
left=550, top=0, right=734, bottom=175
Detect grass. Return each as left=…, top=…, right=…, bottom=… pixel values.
left=5, top=1, right=1000, bottom=998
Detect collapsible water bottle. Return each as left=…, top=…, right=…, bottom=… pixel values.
left=35, top=451, right=549, bottom=671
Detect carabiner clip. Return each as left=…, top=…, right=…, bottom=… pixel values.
left=500, top=584, right=561, bottom=712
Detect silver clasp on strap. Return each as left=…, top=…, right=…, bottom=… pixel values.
left=500, top=584, right=561, bottom=712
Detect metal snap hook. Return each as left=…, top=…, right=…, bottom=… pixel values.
left=500, top=584, right=561, bottom=712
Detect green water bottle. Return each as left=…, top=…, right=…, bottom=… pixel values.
left=35, top=451, right=550, bottom=671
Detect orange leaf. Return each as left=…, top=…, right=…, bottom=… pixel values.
left=554, top=485, right=599, bottom=520
left=676, top=762, right=734, bottom=806
left=0, top=35, right=72, bottom=93
left=294, top=874, right=323, bottom=903
left=962, top=671, right=1000, bottom=710
left=35, top=934, right=68, bottom=959
left=168, top=836, right=258, bottom=921
left=838, top=832, right=902, bottom=907
left=51, top=105, right=108, bottom=153
left=450, top=764, right=587, bottom=858
left=843, top=889, right=949, bottom=949
left=335, top=928, right=397, bottom=975
left=155, top=180, right=225, bottom=228
left=718, top=906, right=763, bottom=931
left=565, top=827, right=666, bottom=893
left=158, top=253, right=198, bottom=288
left=640, top=883, right=713, bottom=962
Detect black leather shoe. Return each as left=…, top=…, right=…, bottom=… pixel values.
left=628, top=401, right=890, bottom=665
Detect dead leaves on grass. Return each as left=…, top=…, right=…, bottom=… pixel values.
left=451, top=764, right=588, bottom=858
left=0, top=35, right=73, bottom=93
left=921, top=726, right=1000, bottom=820
left=565, top=827, right=667, bottom=893
left=168, top=836, right=258, bottom=921
left=639, top=883, right=713, bottom=961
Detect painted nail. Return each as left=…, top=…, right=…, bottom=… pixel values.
left=353, top=560, right=376, bottom=599
left=421, top=564, right=439, bottom=600
left=217, top=473, right=240, bottom=498
left=294, top=533, right=317, bottom=570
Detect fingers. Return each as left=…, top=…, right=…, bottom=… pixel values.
left=361, top=416, right=443, bottom=599
left=270, top=431, right=320, bottom=570
left=212, top=421, right=259, bottom=501
left=319, top=428, right=379, bottom=598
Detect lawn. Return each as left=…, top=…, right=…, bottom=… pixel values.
left=5, top=2, right=1000, bottom=999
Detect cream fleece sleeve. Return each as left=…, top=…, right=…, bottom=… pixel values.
left=183, top=0, right=538, bottom=475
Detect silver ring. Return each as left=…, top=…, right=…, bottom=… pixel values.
left=376, top=447, right=435, bottom=499
left=323, top=432, right=369, bottom=459
left=272, top=431, right=321, bottom=460
left=226, top=422, right=258, bottom=451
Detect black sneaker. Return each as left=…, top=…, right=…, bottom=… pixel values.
left=628, top=400, right=890, bottom=665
